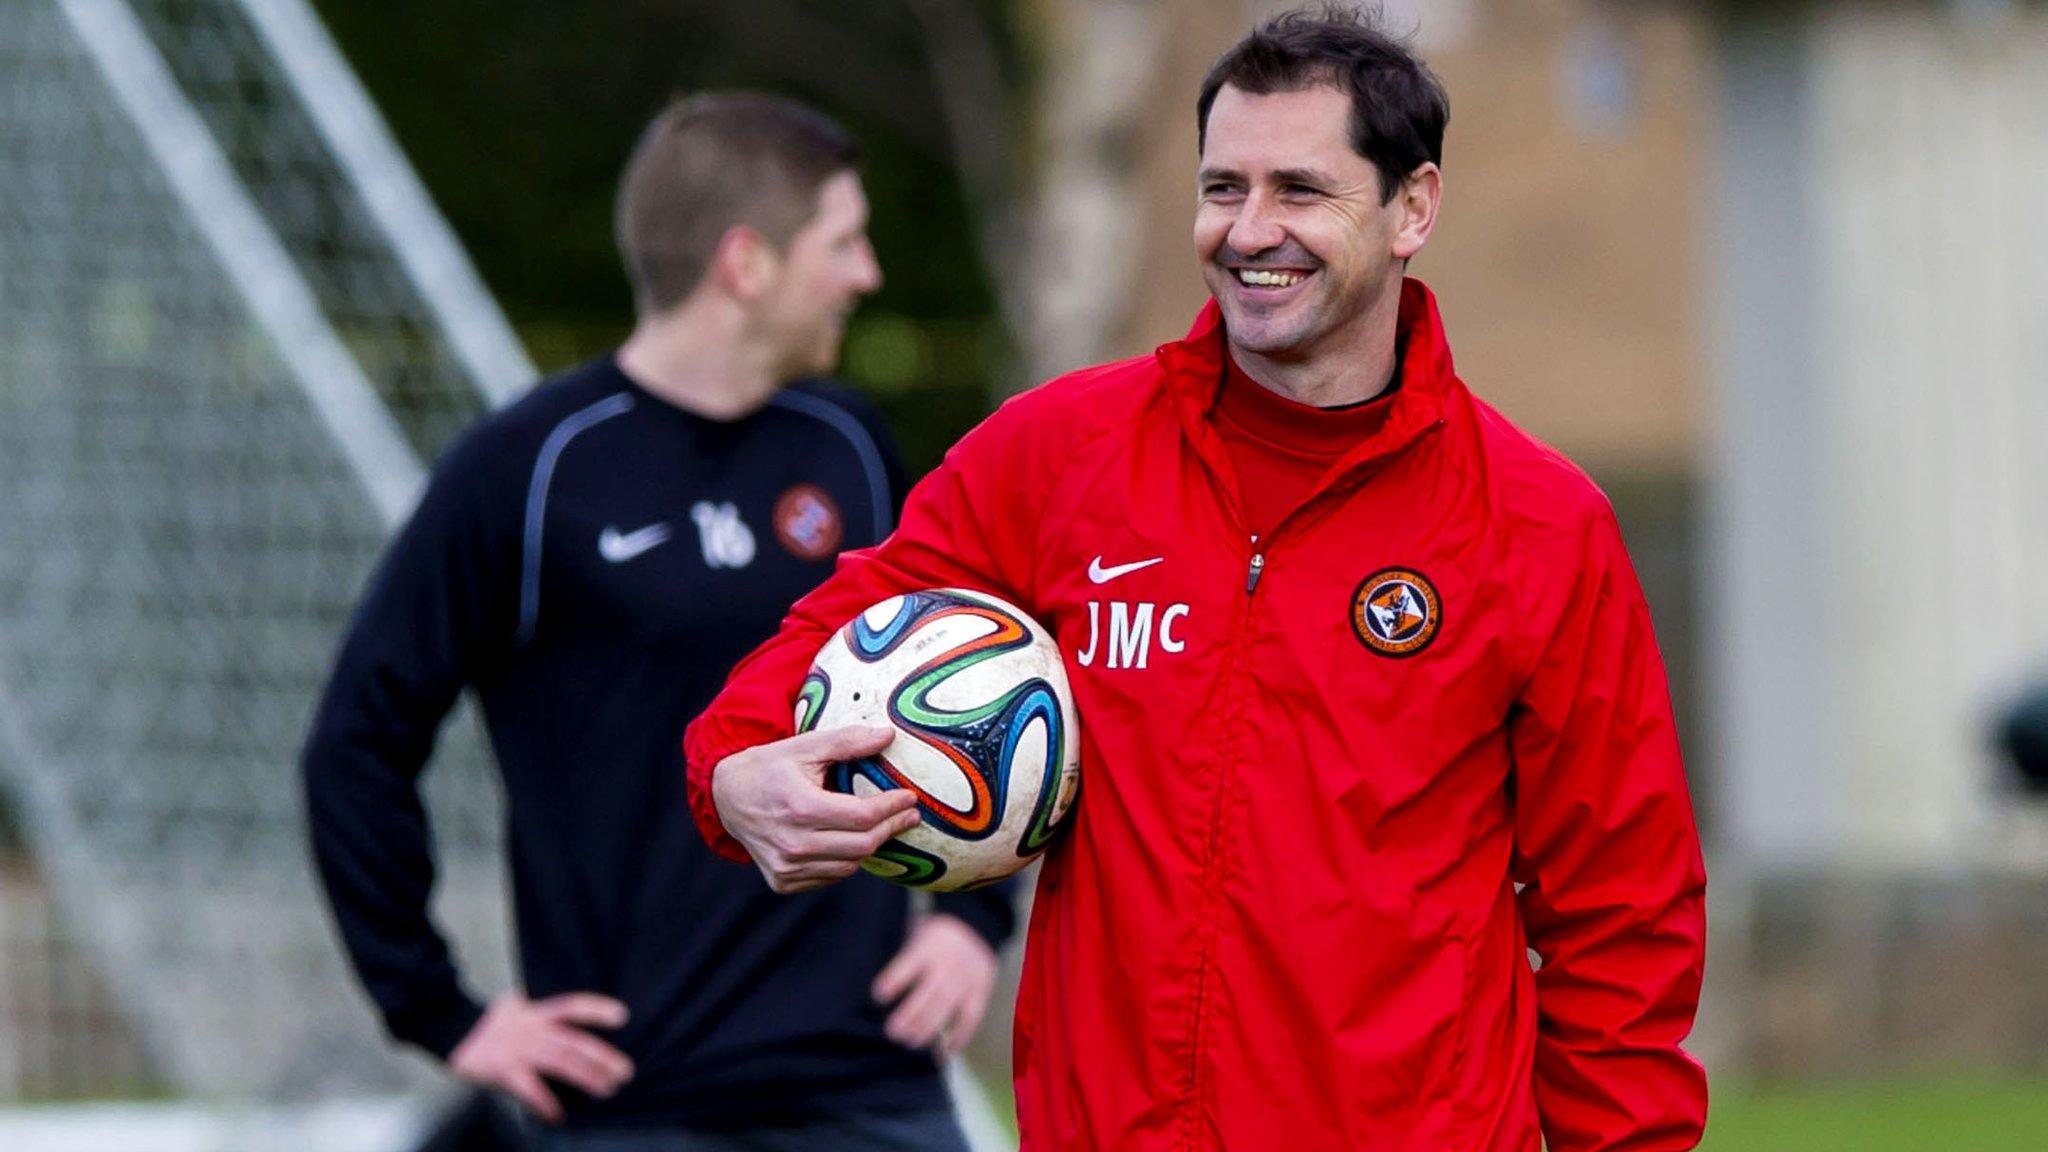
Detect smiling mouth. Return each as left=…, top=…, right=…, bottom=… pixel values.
left=1233, top=268, right=1311, bottom=288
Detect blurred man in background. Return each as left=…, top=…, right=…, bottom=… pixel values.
left=303, top=93, right=1010, bottom=1152
left=685, top=10, right=1707, bottom=1151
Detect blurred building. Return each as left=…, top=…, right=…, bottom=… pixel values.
left=1706, top=0, right=2048, bottom=1076
left=1712, top=0, right=2048, bottom=874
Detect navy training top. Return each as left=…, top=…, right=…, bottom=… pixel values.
left=302, top=356, right=1015, bottom=1130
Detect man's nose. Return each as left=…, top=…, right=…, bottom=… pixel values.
left=1226, top=191, right=1286, bottom=256
left=851, top=241, right=883, bottom=294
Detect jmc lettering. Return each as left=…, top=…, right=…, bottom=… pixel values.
left=1077, top=601, right=1189, bottom=669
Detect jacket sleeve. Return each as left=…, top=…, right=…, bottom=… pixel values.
left=1509, top=504, right=1709, bottom=1151
left=300, top=433, right=517, bottom=1060
left=684, top=392, right=1051, bottom=862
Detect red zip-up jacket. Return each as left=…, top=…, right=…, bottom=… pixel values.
left=686, top=280, right=1708, bottom=1151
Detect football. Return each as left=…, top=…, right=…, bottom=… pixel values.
left=797, top=588, right=1081, bottom=891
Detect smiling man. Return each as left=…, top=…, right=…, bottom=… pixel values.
left=685, top=11, right=1708, bottom=1151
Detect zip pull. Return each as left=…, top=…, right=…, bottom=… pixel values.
left=1246, top=551, right=1266, bottom=594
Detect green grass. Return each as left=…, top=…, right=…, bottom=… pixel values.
left=1701, top=1077, right=2048, bottom=1151
left=971, top=1067, right=2048, bottom=1148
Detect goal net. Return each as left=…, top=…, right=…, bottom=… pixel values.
left=0, top=0, right=522, bottom=1104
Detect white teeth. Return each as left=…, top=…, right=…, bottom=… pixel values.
left=1237, top=269, right=1305, bottom=288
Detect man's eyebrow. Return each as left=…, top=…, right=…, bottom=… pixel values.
left=1196, top=165, right=1343, bottom=187
left=1271, top=167, right=1339, bottom=187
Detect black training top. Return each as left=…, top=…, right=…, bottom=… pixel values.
left=302, top=357, right=1014, bottom=1130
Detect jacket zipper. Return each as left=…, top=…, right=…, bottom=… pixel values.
left=1183, top=534, right=1270, bottom=1147
left=1182, top=573, right=1254, bottom=1149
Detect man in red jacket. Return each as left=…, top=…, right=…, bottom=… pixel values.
left=685, top=9, right=1708, bottom=1151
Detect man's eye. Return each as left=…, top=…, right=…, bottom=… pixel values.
left=1202, top=184, right=1241, bottom=197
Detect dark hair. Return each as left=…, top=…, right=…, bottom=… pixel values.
left=616, top=92, right=860, bottom=314
left=1196, top=4, right=1449, bottom=203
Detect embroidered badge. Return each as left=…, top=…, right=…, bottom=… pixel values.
left=773, top=483, right=844, bottom=561
left=1351, top=567, right=1442, bottom=658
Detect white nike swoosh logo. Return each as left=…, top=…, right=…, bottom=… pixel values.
left=1088, top=555, right=1164, bottom=584
left=599, top=523, right=672, bottom=563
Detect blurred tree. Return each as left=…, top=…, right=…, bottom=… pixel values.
left=924, top=0, right=1178, bottom=390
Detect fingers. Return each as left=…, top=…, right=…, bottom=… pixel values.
left=798, top=785, right=920, bottom=833
left=871, top=944, right=921, bottom=1005
left=535, top=992, right=629, bottom=1030
left=765, top=859, right=864, bottom=893
left=786, top=724, right=897, bottom=765
left=884, top=970, right=954, bottom=1050
left=532, top=1030, right=634, bottom=1099
left=875, top=930, right=950, bottom=1047
left=756, top=801, right=917, bottom=891
left=449, top=991, right=639, bottom=1122
left=525, top=994, right=633, bottom=1101
left=503, top=1065, right=564, bottom=1125
left=787, top=811, right=923, bottom=863
left=941, top=989, right=988, bottom=1058
left=890, top=969, right=989, bottom=1057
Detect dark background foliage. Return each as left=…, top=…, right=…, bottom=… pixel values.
left=312, top=0, right=1025, bottom=478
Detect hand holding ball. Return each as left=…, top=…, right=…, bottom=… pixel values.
left=798, top=589, right=1081, bottom=891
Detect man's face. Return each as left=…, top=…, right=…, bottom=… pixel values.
left=1194, top=84, right=1406, bottom=363
left=758, top=170, right=883, bottom=378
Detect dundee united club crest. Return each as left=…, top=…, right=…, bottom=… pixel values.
left=1351, top=567, right=1442, bottom=658
left=774, top=483, right=844, bottom=561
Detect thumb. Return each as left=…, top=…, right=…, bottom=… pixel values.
left=790, top=724, right=896, bottom=766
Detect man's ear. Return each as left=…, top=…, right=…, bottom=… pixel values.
left=1390, top=163, right=1442, bottom=262
left=709, top=224, right=780, bottom=301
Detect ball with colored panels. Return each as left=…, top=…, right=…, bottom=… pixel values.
left=797, top=588, right=1081, bottom=891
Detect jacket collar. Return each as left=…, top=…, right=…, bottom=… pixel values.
left=1156, top=277, right=1455, bottom=480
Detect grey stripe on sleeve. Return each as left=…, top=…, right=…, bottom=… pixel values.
left=517, top=391, right=634, bottom=645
